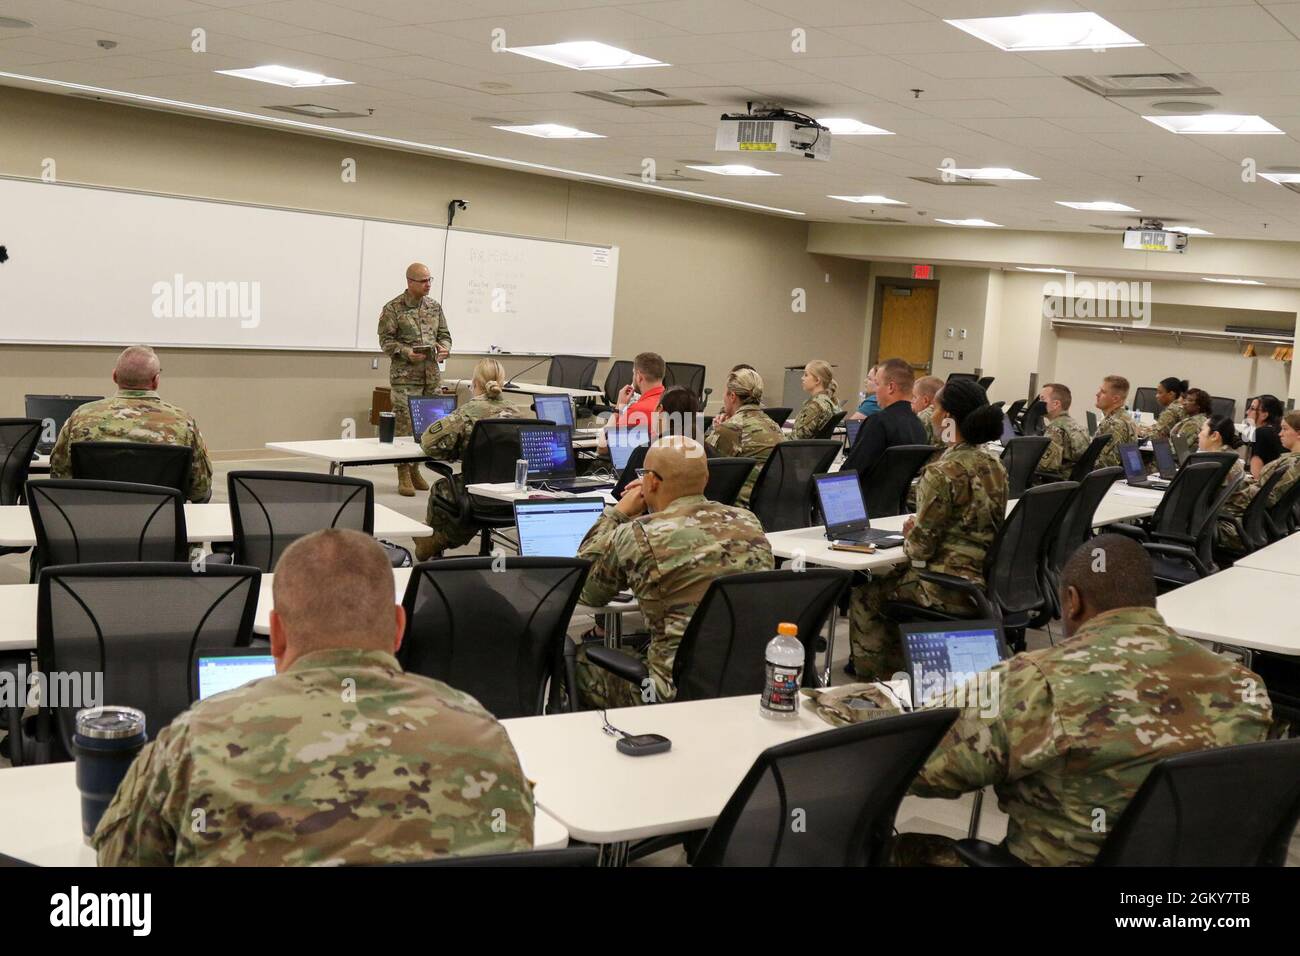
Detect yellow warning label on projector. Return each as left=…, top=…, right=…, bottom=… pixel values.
left=739, top=142, right=776, bottom=151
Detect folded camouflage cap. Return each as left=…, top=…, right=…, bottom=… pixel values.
left=801, top=682, right=905, bottom=727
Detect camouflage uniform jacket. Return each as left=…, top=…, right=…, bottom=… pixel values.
left=907, top=443, right=1008, bottom=585
left=791, top=392, right=838, bottom=439
left=704, top=404, right=785, bottom=508
left=1140, top=398, right=1186, bottom=440
left=1215, top=458, right=1253, bottom=551
left=1169, top=413, right=1207, bottom=450
left=577, top=494, right=774, bottom=702
left=92, top=648, right=534, bottom=866
left=917, top=405, right=943, bottom=448
left=49, top=389, right=212, bottom=503
left=911, top=607, right=1273, bottom=866
left=1095, top=407, right=1138, bottom=470
left=419, top=394, right=517, bottom=502
left=1038, top=414, right=1090, bottom=479
left=378, top=291, right=452, bottom=386
left=1246, top=450, right=1300, bottom=509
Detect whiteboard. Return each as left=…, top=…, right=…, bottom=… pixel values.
left=0, top=177, right=619, bottom=356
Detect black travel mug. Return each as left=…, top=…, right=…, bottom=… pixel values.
left=378, top=411, right=396, bottom=443
left=72, top=706, right=147, bottom=842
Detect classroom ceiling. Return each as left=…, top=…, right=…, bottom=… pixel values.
left=7, top=0, right=1300, bottom=241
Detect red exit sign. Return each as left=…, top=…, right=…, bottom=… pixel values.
left=911, top=264, right=934, bottom=280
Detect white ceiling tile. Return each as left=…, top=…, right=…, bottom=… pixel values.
left=1106, top=4, right=1282, bottom=43
left=1161, top=40, right=1300, bottom=72
left=243, top=0, right=402, bottom=34
left=622, top=0, right=795, bottom=34
left=161, top=9, right=318, bottom=41
left=890, top=52, right=1053, bottom=79
left=746, top=0, right=927, bottom=26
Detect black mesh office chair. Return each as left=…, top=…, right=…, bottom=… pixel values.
left=1109, top=460, right=1228, bottom=589
left=1210, top=396, right=1237, bottom=420
left=1016, top=399, right=1047, bottom=437
left=70, top=441, right=194, bottom=497
left=885, top=482, right=1077, bottom=651
left=1004, top=399, right=1027, bottom=430
left=427, top=418, right=536, bottom=555
left=1041, top=467, right=1122, bottom=615
left=748, top=441, right=840, bottom=532
left=956, top=738, right=1300, bottom=867
left=1000, top=436, right=1051, bottom=498
left=26, top=479, right=186, bottom=579
left=0, top=419, right=41, bottom=556
left=1086, top=411, right=1098, bottom=435
left=1067, top=434, right=1112, bottom=482
left=547, top=355, right=598, bottom=391
left=600, top=361, right=634, bottom=410
left=761, top=407, right=793, bottom=428
left=1264, top=476, right=1300, bottom=541
left=35, top=562, right=259, bottom=761
left=1131, top=386, right=1159, bottom=415
left=663, top=362, right=706, bottom=402
left=704, top=457, right=758, bottom=507
left=812, top=410, right=847, bottom=440
left=855, top=445, right=935, bottom=519
left=395, top=847, right=599, bottom=867
left=946, top=372, right=977, bottom=383
left=1112, top=459, right=1222, bottom=548
left=399, top=557, right=589, bottom=717
left=227, top=471, right=374, bottom=572
left=977, top=376, right=995, bottom=391
left=692, top=710, right=959, bottom=866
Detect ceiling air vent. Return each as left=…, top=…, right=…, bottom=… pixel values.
left=623, top=169, right=703, bottom=182
left=579, top=89, right=705, bottom=107
left=266, top=104, right=369, bottom=119
left=909, top=176, right=995, bottom=187
left=1065, top=73, right=1219, bottom=98
left=1090, top=223, right=1129, bottom=231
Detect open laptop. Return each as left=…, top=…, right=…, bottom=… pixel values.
left=1119, top=442, right=1174, bottom=489
left=901, top=620, right=1009, bottom=707
left=194, top=650, right=277, bottom=701
left=844, top=418, right=863, bottom=449
left=999, top=414, right=1016, bottom=445
left=534, top=394, right=601, bottom=438
left=519, top=425, right=615, bottom=491
left=25, top=394, right=102, bottom=455
left=408, top=395, right=457, bottom=439
left=608, top=425, right=650, bottom=472
left=812, top=472, right=906, bottom=549
left=1086, top=410, right=1098, bottom=436
left=513, top=497, right=606, bottom=557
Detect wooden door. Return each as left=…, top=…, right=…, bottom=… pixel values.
left=877, top=285, right=938, bottom=374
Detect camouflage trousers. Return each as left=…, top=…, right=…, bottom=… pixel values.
left=422, top=474, right=477, bottom=555
left=1216, top=517, right=1245, bottom=554
left=889, top=833, right=970, bottom=867
left=389, top=381, right=441, bottom=440
left=849, top=567, right=983, bottom=682
left=571, top=642, right=676, bottom=710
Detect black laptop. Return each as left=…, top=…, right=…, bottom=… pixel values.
left=900, top=620, right=1009, bottom=708
left=408, top=395, right=457, bottom=439
left=812, top=472, right=905, bottom=549
left=519, top=425, right=615, bottom=492
left=1119, top=441, right=1174, bottom=489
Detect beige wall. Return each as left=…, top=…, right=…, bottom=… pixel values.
left=0, top=86, right=868, bottom=452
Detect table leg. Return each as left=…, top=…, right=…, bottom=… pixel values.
left=596, top=841, right=630, bottom=867
left=821, top=606, right=837, bottom=687
left=603, top=611, right=622, bottom=650
left=967, top=790, right=985, bottom=839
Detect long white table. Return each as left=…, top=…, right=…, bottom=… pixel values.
left=0, top=502, right=430, bottom=548
left=443, top=378, right=603, bottom=399
left=264, top=437, right=431, bottom=476
left=467, top=481, right=617, bottom=505
left=0, top=762, right=569, bottom=865
left=1157, top=565, right=1300, bottom=656
left=1233, top=533, right=1300, bottom=576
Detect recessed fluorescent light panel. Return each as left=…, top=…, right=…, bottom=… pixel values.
left=943, top=167, right=1037, bottom=180
left=505, top=41, right=666, bottom=70
left=1261, top=172, right=1300, bottom=185
left=828, top=195, right=906, bottom=204
left=215, top=65, right=352, bottom=88
left=1202, top=277, right=1263, bottom=285
left=817, top=118, right=893, bottom=135
left=1167, top=226, right=1213, bottom=236
left=936, top=218, right=1002, bottom=227
left=1056, top=201, right=1138, bottom=212
left=686, top=164, right=779, bottom=176
left=493, top=123, right=603, bottom=138
left=1143, top=114, right=1282, bottom=134
left=945, top=13, right=1142, bottom=52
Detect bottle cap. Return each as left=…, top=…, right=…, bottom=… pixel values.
left=778, top=622, right=797, bottom=636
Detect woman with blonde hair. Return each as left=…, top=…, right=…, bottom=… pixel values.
left=791, top=360, right=840, bottom=439
left=413, top=357, right=516, bottom=560
left=705, top=367, right=784, bottom=508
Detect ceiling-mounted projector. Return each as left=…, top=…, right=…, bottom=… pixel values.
left=716, top=105, right=830, bottom=161
left=1123, top=219, right=1189, bottom=253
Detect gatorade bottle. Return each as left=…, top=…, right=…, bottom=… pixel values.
left=760, top=622, right=804, bottom=720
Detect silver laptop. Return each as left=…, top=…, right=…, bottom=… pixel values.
left=513, top=497, right=606, bottom=557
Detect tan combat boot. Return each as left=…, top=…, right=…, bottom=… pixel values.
left=414, top=536, right=439, bottom=561
left=397, top=465, right=415, bottom=497
left=408, top=465, right=429, bottom=492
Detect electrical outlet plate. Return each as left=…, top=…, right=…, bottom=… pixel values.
left=959, top=329, right=967, bottom=339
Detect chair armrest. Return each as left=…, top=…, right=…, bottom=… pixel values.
left=583, top=646, right=649, bottom=686
left=424, top=460, right=455, bottom=480
left=1107, top=522, right=1148, bottom=542
left=1141, top=542, right=1212, bottom=579
left=916, top=571, right=996, bottom=619
left=953, top=839, right=1029, bottom=868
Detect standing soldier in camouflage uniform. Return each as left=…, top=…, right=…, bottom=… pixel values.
left=848, top=380, right=1008, bottom=680
left=1036, top=383, right=1090, bottom=480
left=790, top=360, right=839, bottom=439
left=893, top=535, right=1272, bottom=866
left=94, top=530, right=534, bottom=866
left=1139, top=376, right=1189, bottom=440
left=1092, top=375, right=1138, bottom=470
left=378, top=262, right=453, bottom=497
left=1168, top=387, right=1211, bottom=450
left=50, top=345, right=212, bottom=503
left=413, top=358, right=517, bottom=561
left=705, top=368, right=784, bottom=508
left=573, top=437, right=773, bottom=708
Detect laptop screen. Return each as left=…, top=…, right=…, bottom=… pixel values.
left=844, top=419, right=863, bottom=448
left=608, top=426, right=649, bottom=471
left=409, top=396, right=457, bottom=439
left=1119, top=443, right=1145, bottom=482
left=534, top=395, right=574, bottom=428
left=901, top=622, right=1006, bottom=707
left=1152, top=439, right=1177, bottom=477
left=24, top=394, right=101, bottom=452
left=519, top=425, right=576, bottom=480
left=514, top=497, right=606, bottom=557
left=1000, top=414, right=1016, bottom=444
left=814, top=472, right=868, bottom=533
left=195, top=653, right=276, bottom=700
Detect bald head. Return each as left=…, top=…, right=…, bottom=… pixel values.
left=406, top=262, right=433, bottom=297
left=113, top=346, right=160, bottom=390
left=270, top=529, right=403, bottom=669
left=644, top=436, right=708, bottom=505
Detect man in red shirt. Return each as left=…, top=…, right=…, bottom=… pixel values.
left=603, top=351, right=666, bottom=438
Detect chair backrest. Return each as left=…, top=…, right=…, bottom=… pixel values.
left=1048, top=467, right=1122, bottom=573
left=858, top=445, right=935, bottom=519
left=461, top=419, right=540, bottom=486
left=1265, top=469, right=1300, bottom=541
left=602, top=361, right=633, bottom=405
left=673, top=569, right=849, bottom=701
left=1000, top=436, right=1051, bottom=498
left=1086, top=410, right=1098, bottom=435
left=1236, top=467, right=1287, bottom=551
left=1132, top=386, right=1159, bottom=415
left=693, top=709, right=959, bottom=866
left=397, top=847, right=599, bottom=867
left=398, top=557, right=590, bottom=718
left=547, top=355, right=597, bottom=390
left=1017, top=399, right=1047, bottom=437
left=0, top=418, right=41, bottom=506
left=977, top=376, right=995, bottom=390
left=1147, top=460, right=1221, bottom=542
left=37, top=562, right=259, bottom=750
left=985, top=481, right=1077, bottom=617
left=748, top=440, right=840, bottom=533
left=26, top=479, right=186, bottom=569
left=1068, top=433, right=1113, bottom=482
left=1210, top=395, right=1237, bottom=421
left=663, top=362, right=706, bottom=400
left=704, top=457, right=757, bottom=506
left=1169, top=429, right=1194, bottom=463
left=1095, top=738, right=1300, bottom=866
left=227, top=471, right=374, bottom=572
left=813, top=409, right=847, bottom=440
left=1005, top=398, right=1027, bottom=427
left=610, top=443, right=648, bottom=500
left=761, top=407, right=793, bottom=427
left=70, top=441, right=193, bottom=495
